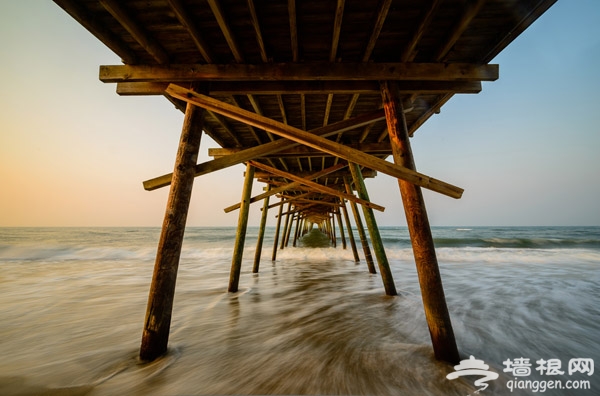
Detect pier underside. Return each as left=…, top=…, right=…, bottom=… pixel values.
left=54, top=0, right=556, bottom=364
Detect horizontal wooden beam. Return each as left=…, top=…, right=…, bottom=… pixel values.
left=116, top=80, right=482, bottom=96
left=100, top=62, right=498, bottom=83
left=249, top=161, right=385, bottom=212
left=224, top=163, right=346, bottom=213
left=143, top=108, right=385, bottom=190
left=255, top=168, right=376, bottom=180
left=166, top=84, right=463, bottom=199
left=209, top=142, right=392, bottom=158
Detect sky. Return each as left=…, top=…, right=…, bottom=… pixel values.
left=0, top=1, right=599, bottom=227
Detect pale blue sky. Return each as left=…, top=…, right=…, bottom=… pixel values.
left=0, top=1, right=598, bottom=227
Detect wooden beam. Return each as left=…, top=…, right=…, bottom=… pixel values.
left=249, top=161, right=385, bottom=212
left=362, top=0, right=392, bottom=61
left=224, top=163, right=347, bottom=213
left=434, top=0, right=486, bottom=62
left=98, top=0, right=169, bottom=65
left=166, top=84, right=464, bottom=199
left=209, top=142, right=392, bottom=158
left=100, top=63, right=499, bottom=83
left=166, top=0, right=214, bottom=63
left=254, top=168, right=375, bottom=180
left=288, top=0, right=299, bottom=62
left=116, top=80, right=482, bottom=96
left=401, top=0, right=442, bottom=62
left=53, top=0, right=137, bottom=64
left=143, top=109, right=386, bottom=190
left=247, top=0, right=268, bottom=63
left=206, top=0, right=244, bottom=62
left=330, top=0, right=345, bottom=62
left=207, top=110, right=244, bottom=147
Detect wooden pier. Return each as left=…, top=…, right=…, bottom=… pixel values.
left=54, top=0, right=556, bottom=364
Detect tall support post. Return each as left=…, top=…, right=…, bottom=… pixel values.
left=253, top=185, right=270, bottom=273
left=349, top=163, right=397, bottom=296
left=292, top=214, right=301, bottom=247
left=228, top=163, right=255, bottom=292
left=284, top=213, right=294, bottom=247
left=280, top=203, right=292, bottom=250
left=381, top=80, right=459, bottom=363
left=344, top=177, right=376, bottom=273
left=341, top=198, right=360, bottom=262
left=140, top=86, right=205, bottom=362
left=271, top=197, right=284, bottom=261
left=335, top=208, right=347, bottom=249
left=331, top=214, right=337, bottom=247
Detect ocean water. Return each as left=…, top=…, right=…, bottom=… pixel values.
left=0, top=226, right=598, bottom=395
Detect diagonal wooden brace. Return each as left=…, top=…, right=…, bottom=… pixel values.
left=249, top=161, right=385, bottom=212
left=166, top=84, right=463, bottom=199
left=143, top=108, right=386, bottom=191
left=223, top=163, right=347, bottom=213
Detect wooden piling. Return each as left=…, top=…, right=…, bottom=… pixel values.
left=292, top=214, right=301, bottom=247
left=271, top=197, right=284, bottom=261
left=381, top=80, right=459, bottom=363
left=139, top=88, right=204, bottom=362
left=228, top=163, right=255, bottom=292
left=335, top=208, right=347, bottom=249
left=253, top=185, right=270, bottom=273
left=341, top=198, right=360, bottom=262
left=344, top=178, right=376, bottom=273
left=330, top=215, right=337, bottom=247
left=280, top=203, right=291, bottom=250
left=284, top=212, right=294, bottom=247
left=349, top=163, right=397, bottom=296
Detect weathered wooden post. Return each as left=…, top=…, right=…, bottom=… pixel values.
left=228, top=163, right=255, bottom=292
left=349, top=162, right=397, bottom=296
left=344, top=177, right=376, bottom=273
left=280, top=203, right=292, bottom=249
left=381, top=80, right=459, bottom=363
left=341, top=198, right=360, bottom=262
left=330, top=214, right=337, bottom=247
left=292, top=214, right=301, bottom=247
left=335, top=208, right=347, bottom=249
left=271, top=197, right=284, bottom=261
left=284, top=212, right=295, bottom=247
left=253, top=185, right=270, bottom=273
left=139, top=84, right=205, bottom=362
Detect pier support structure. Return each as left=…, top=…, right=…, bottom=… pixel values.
left=381, top=80, right=459, bottom=363
left=139, top=86, right=205, bottom=362
left=253, top=185, right=270, bottom=273
left=340, top=198, right=360, bottom=262
left=228, top=163, right=255, bottom=292
left=271, top=197, right=284, bottom=261
left=344, top=177, right=376, bottom=273
left=349, top=162, right=397, bottom=296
